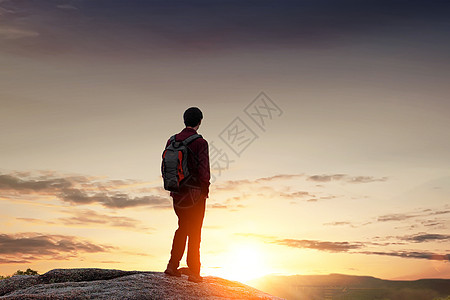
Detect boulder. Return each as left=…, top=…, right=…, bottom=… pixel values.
left=0, top=268, right=281, bottom=299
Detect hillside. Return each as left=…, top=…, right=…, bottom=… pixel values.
left=0, top=268, right=281, bottom=299
left=248, top=273, right=450, bottom=300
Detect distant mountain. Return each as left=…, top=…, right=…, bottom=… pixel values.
left=248, top=273, right=450, bottom=300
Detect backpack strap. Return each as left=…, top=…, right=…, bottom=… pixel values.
left=183, top=134, right=203, bottom=167
left=182, top=134, right=202, bottom=146
left=169, top=134, right=177, bottom=144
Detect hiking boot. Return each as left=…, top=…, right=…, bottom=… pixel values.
left=164, top=265, right=181, bottom=277
left=188, top=273, right=203, bottom=283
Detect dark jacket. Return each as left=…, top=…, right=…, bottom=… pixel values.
left=165, top=127, right=210, bottom=199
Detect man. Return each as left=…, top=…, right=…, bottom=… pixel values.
left=164, top=107, right=210, bottom=283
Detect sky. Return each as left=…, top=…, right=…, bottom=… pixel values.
left=1, top=0, right=449, bottom=283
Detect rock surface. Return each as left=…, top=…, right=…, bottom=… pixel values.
left=0, top=268, right=281, bottom=299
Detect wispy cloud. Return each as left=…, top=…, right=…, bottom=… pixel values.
left=307, top=174, right=388, bottom=183
left=323, top=221, right=356, bottom=227
left=214, top=173, right=387, bottom=190
left=255, top=174, right=305, bottom=183
left=325, top=207, right=450, bottom=228
left=17, top=209, right=154, bottom=232
left=275, top=238, right=363, bottom=252
left=359, top=251, right=449, bottom=262
left=0, top=232, right=113, bottom=262
left=16, top=218, right=56, bottom=225
left=0, top=258, right=31, bottom=264
left=378, top=213, right=418, bottom=222
left=279, top=237, right=449, bottom=261
left=0, top=172, right=171, bottom=209
left=420, top=219, right=448, bottom=229
left=241, top=232, right=449, bottom=261
left=0, top=173, right=72, bottom=192
left=0, top=27, right=39, bottom=39
left=279, top=191, right=314, bottom=200
left=212, top=173, right=386, bottom=204
left=213, top=179, right=253, bottom=191
left=402, top=233, right=450, bottom=243
left=59, top=189, right=170, bottom=209
left=369, top=232, right=450, bottom=246
left=378, top=208, right=450, bottom=223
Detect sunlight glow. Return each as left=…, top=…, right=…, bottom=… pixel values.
left=218, top=243, right=271, bottom=283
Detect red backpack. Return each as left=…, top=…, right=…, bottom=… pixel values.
left=161, top=134, right=202, bottom=192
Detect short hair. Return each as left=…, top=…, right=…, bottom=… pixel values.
left=183, top=107, right=203, bottom=127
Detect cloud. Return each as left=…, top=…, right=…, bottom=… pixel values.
left=328, top=206, right=450, bottom=228
left=56, top=4, right=78, bottom=11
left=323, top=221, right=354, bottom=227
left=242, top=233, right=449, bottom=262
left=213, top=179, right=253, bottom=191
left=0, top=174, right=72, bottom=192
left=377, top=213, right=418, bottom=222
left=0, top=172, right=171, bottom=209
left=378, top=208, right=450, bottom=223
left=403, top=233, right=450, bottom=243
left=274, top=238, right=363, bottom=252
left=0, top=170, right=390, bottom=210
left=307, top=174, right=347, bottom=182
left=0, top=258, right=31, bottom=264
left=58, top=210, right=152, bottom=230
left=59, top=188, right=171, bottom=209
left=255, top=174, right=304, bottom=182
left=324, top=220, right=374, bottom=227
left=430, top=209, right=450, bottom=216
left=213, top=173, right=385, bottom=200
left=217, top=173, right=387, bottom=188
left=17, top=209, right=154, bottom=232
left=276, top=238, right=450, bottom=261
left=0, top=232, right=113, bottom=263
left=16, top=218, right=56, bottom=225
left=421, top=219, right=447, bottom=229
left=207, top=172, right=386, bottom=208
left=366, top=232, right=450, bottom=246
left=0, top=6, right=14, bottom=16
left=307, top=174, right=388, bottom=183
left=279, top=191, right=313, bottom=199
left=360, top=251, right=449, bottom=262
left=0, top=27, right=39, bottom=39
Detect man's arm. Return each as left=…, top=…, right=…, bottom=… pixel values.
left=197, top=139, right=210, bottom=198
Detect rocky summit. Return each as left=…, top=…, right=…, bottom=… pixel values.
left=0, top=268, right=281, bottom=299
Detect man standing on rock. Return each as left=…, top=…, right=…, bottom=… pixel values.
left=162, top=107, right=210, bottom=283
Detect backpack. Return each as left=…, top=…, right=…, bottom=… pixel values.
left=161, top=133, right=202, bottom=192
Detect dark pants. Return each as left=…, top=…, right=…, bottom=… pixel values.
left=168, top=197, right=206, bottom=275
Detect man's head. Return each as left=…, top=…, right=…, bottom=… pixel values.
left=183, top=107, right=203, bottom=128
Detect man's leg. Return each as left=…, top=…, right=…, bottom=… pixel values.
left=166, top=208, right=189, bottom=275
left=186, top=197, right=206, bottom=277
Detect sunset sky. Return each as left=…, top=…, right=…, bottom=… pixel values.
left=1, top=0, right=449, bottom=283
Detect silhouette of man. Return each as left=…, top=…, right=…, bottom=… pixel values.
left=164, top=107, right=210, bottom=283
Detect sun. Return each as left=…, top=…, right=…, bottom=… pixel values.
left=218, top=243, right=270, bottom=283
